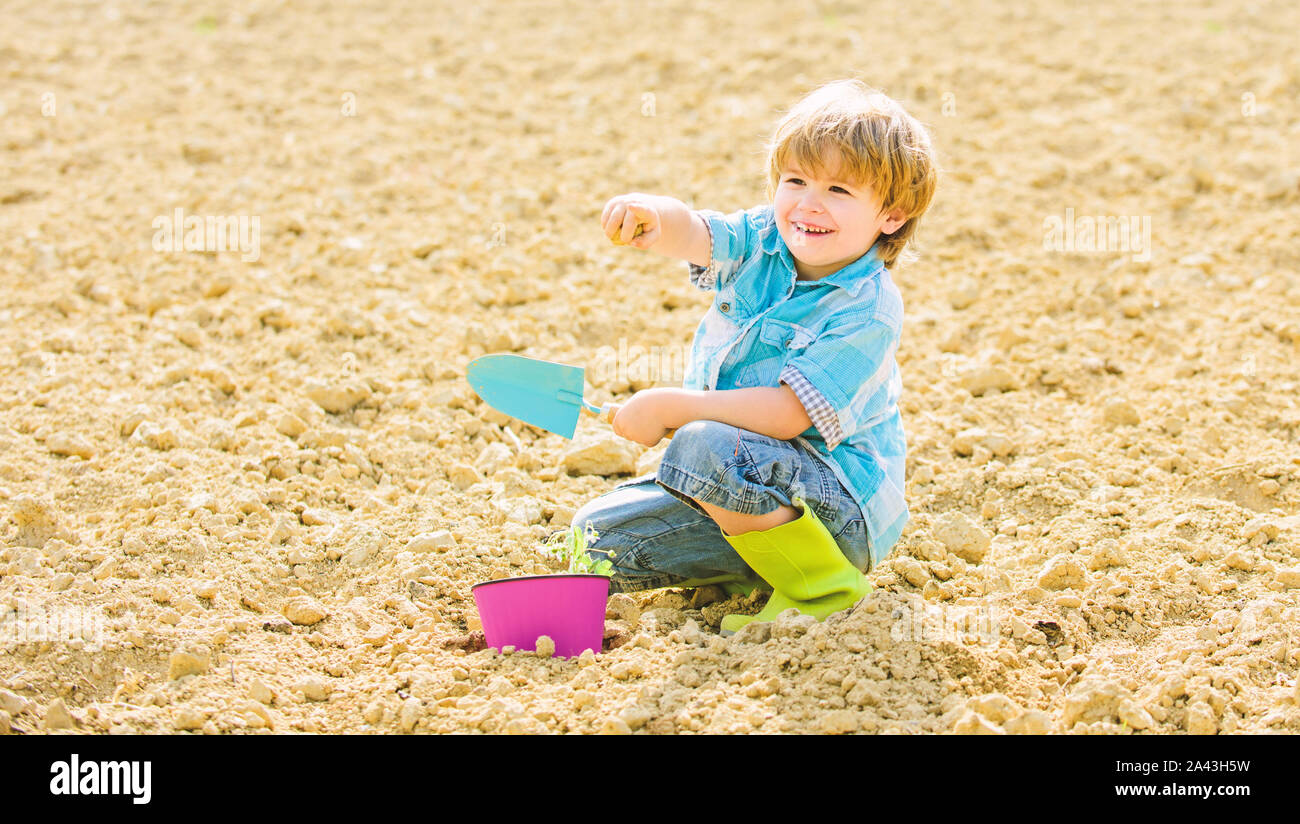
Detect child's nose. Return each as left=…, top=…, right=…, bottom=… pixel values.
left=798, top=191, right=825, bottom=211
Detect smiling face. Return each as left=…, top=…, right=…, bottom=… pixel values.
left=773, top=151, right=907, bottom=280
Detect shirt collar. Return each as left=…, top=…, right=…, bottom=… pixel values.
left=757, top=217, right=886, bottom=297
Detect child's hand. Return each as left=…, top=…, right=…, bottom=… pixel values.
left=601, top=194, right=661, bottom=249
left=609, top=389, right=674, bottom=447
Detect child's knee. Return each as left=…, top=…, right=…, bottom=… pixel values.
left=567, top=498, right=640, bottom=563
left=660, top=419, right=744, bottom=478
left=569, top=496, right=627, bottom=540
left=568, top=498, right=602, bottom=533
left=564, top=507, right=664, bottom=592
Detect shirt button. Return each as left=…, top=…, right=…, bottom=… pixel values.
left=719, top=302, right=730, bottom=313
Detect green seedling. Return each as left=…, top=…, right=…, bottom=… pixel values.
left=544, top=521, right=612, bottom=576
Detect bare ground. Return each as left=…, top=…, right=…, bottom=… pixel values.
left=2, top=0, right=1299, bottom=734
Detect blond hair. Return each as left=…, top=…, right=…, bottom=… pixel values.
left=765, top=80, right=938, bottom=269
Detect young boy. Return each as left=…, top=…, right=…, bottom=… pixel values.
left=573, top=79, right=938, bottom=634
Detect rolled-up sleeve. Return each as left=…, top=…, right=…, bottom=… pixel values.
left=779, top=366, right=843, bottom=449
left=687, top=207, right=760, bottom=291
left=779, top=320, right=899, bottom=451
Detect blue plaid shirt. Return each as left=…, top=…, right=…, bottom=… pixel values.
left=685, top=204, right=908, bottom=567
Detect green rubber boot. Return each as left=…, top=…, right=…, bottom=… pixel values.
left=670, top=576, right=763, bottom=599
left=720, top=581, right=762, bottom=598
left=673, top=574, right=747, bottom=589
left=719, top=500, right=872, bottom=635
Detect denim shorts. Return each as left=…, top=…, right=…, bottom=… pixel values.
left=568, top=419, right=873, bottom=594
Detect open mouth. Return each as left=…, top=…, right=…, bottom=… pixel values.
left=793, top=220, right=834, bottom=238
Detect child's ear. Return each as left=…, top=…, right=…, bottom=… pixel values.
left=880, top=207, right=908, bottom=235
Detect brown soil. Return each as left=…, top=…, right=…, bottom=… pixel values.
left=2, top=0, right=1299, bottom=734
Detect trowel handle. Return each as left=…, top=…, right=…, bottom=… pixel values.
left=579, top=400, right=616, bottom=422
left=579, top=402, right=620, bottom=424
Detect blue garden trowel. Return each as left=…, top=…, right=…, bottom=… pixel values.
left=467, top=354, right=619, bottom=440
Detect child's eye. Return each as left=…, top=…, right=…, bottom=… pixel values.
left=784, top=177, right=850, bottom=194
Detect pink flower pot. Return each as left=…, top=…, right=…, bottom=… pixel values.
left=471, top=574, right=610, bottom=658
